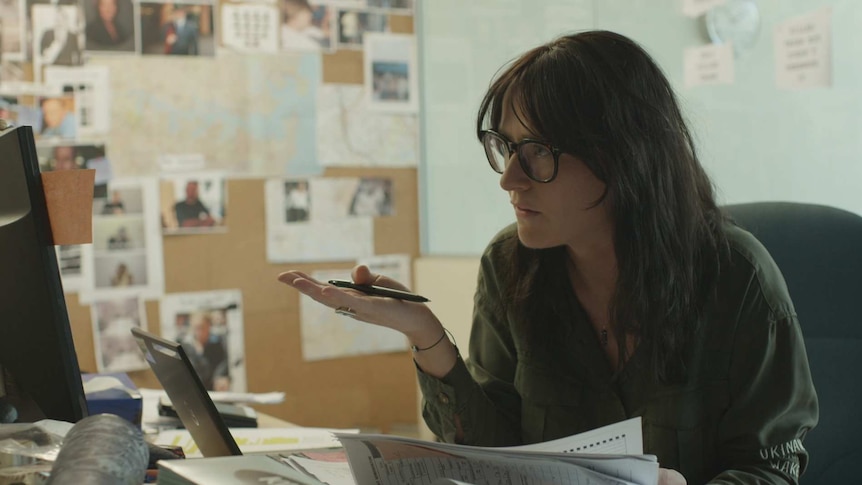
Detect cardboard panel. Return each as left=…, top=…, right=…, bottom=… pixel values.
left=323, top=50, right=364, bottom=84
left=413, top=256, right=480, bottom=440
left=389, top=15, right=415, bottom=34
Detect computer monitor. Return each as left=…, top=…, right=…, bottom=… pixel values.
left=0, top=124, right=88, bottom=423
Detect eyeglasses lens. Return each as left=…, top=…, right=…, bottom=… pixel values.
left=483, top=133, right=509, bottom=174
left=520, top=142, right=555, bottom=181
left=483, top=132, right=556, bottom=182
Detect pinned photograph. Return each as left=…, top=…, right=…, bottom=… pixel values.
left=139, top=1, right=215, bottom=56
left=0, top=95, right=40, bottom=127
left=30, top=3, right=85, bottom=80
left=84, top=0, right=137, bottom=52
left=349, top=177, right=393, bottom=217
left=91, top=296, right=149, bottom=373
left=284, top=179, right=310, bottom=223
left=0, top=0, right=24, bottom=60
left=37, top=92, right=77, bottom=139
left=336, top=8, right=387, bottom=49
left=279, top=0, right=336, bottom=52
left=364, top=33, right=418, bottom=113
left=44, top=64, right=112, bottom=138
left=220, top=2, right=279, bottom=53
left=56, top=244, right=87, bottom=293
left=80, top=178, right=165, bottom=303
left=160, top=290, right=246, bottom=392
left=94, top=252, right=147, bottom=288
left=93, top=208, right=146, bottom=252
left=95, top=185, right=143, bottom=215
left=160, top=172, right=227, bottom=234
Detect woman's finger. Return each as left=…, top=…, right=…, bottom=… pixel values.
left=351, top=265, right=411, bottom=292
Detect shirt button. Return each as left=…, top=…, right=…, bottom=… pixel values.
left=438, top=393, right=450, bottom=404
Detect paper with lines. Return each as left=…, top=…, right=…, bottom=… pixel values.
left=504, top=417, right=643, bottom=455
left=335, top=417, right=658, bottom=485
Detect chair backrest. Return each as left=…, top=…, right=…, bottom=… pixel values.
left=724, top=202, right=862, bottom=485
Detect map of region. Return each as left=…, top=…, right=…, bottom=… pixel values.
left=316, top=84, right=418, bottom=167
left=94, top=53, right=321, bottom=176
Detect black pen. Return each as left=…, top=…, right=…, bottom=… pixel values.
left=328, top=279, right=430, bottom=303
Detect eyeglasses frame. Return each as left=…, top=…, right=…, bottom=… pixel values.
left=480, top=129, right=564, bottom=183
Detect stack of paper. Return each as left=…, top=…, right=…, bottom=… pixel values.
left=334, top=417, right=657, bottom=485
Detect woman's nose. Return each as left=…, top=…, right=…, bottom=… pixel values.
left=499, top=152, right=530, bottom=192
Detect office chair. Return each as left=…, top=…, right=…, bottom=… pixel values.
left=724, top=201, right=862, bottom=485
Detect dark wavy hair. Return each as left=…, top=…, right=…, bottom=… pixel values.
left=476, top=30, right=728, bottom=383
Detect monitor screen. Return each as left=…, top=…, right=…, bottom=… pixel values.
left=0, top=124, right=88, bottom=423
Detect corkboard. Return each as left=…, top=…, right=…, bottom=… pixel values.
left=322, top=13, right=416, bottom=84
left=66, top=166, right=420, bottom=433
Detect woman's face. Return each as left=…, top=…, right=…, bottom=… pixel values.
left=497, top=95, right=613, bottom=251
left=98, top=0, right=117, bottom=22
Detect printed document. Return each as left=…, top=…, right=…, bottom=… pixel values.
left=335, top=417, right=658, bottom=485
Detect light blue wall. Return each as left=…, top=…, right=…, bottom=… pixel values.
left=418, top=0, right=862, bottom=256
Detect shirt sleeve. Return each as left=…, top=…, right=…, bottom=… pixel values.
left=417, top=242, right=523, bottom=446
left=707, top=302, right=819, bottom=483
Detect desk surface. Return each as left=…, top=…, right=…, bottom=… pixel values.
left=256, top=411, right=296, bottom=428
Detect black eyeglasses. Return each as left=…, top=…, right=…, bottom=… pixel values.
left=480, top=130, right=563, bottom=183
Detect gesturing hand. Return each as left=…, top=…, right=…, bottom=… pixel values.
left=279, top=265, right=459, bottom=377
left=278, top=265, right=438, bottom=340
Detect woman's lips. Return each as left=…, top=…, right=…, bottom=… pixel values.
left=513, top=204, right=539, bottom=217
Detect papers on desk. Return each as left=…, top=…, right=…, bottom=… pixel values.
left=205, top=391, right=286, bottom=405
left=152, top=418, right=656, bottom=485
left=154, top=427, right=357, bottom=458
left=335, top=417, right=657, bottom=485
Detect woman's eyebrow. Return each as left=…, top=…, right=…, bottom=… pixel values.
left=496, top=127, right=539, bottom=143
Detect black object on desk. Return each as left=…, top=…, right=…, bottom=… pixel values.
left=159, top=397, right=258, bottom=428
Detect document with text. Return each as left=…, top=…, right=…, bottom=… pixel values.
left=335, top=417, right=658, bottom=485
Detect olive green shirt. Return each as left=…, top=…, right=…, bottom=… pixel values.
left=418, top=224, right=818, bottom=485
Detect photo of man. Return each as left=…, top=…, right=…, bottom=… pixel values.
left=180, top=311, right=231, bottom=391
left=161, top=173, right=226, bottom=234
left=174, top=180, right=215, bottom=227
left=160, top=290, right=245, bottom=392
left=139, top=2, right=214, bottom=56
left=38, top=95, right=76, bottom=139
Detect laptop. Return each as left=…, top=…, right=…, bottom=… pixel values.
left=132, top=327, right=244, bottom=457
left=132, top=328, right=348, bottom=485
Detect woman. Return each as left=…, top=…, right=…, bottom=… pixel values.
left=85, top=0, right=131, bottom=50
left=111, top=263, right=133, bottom=286
left=279, top=31, right=818, bottom=484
